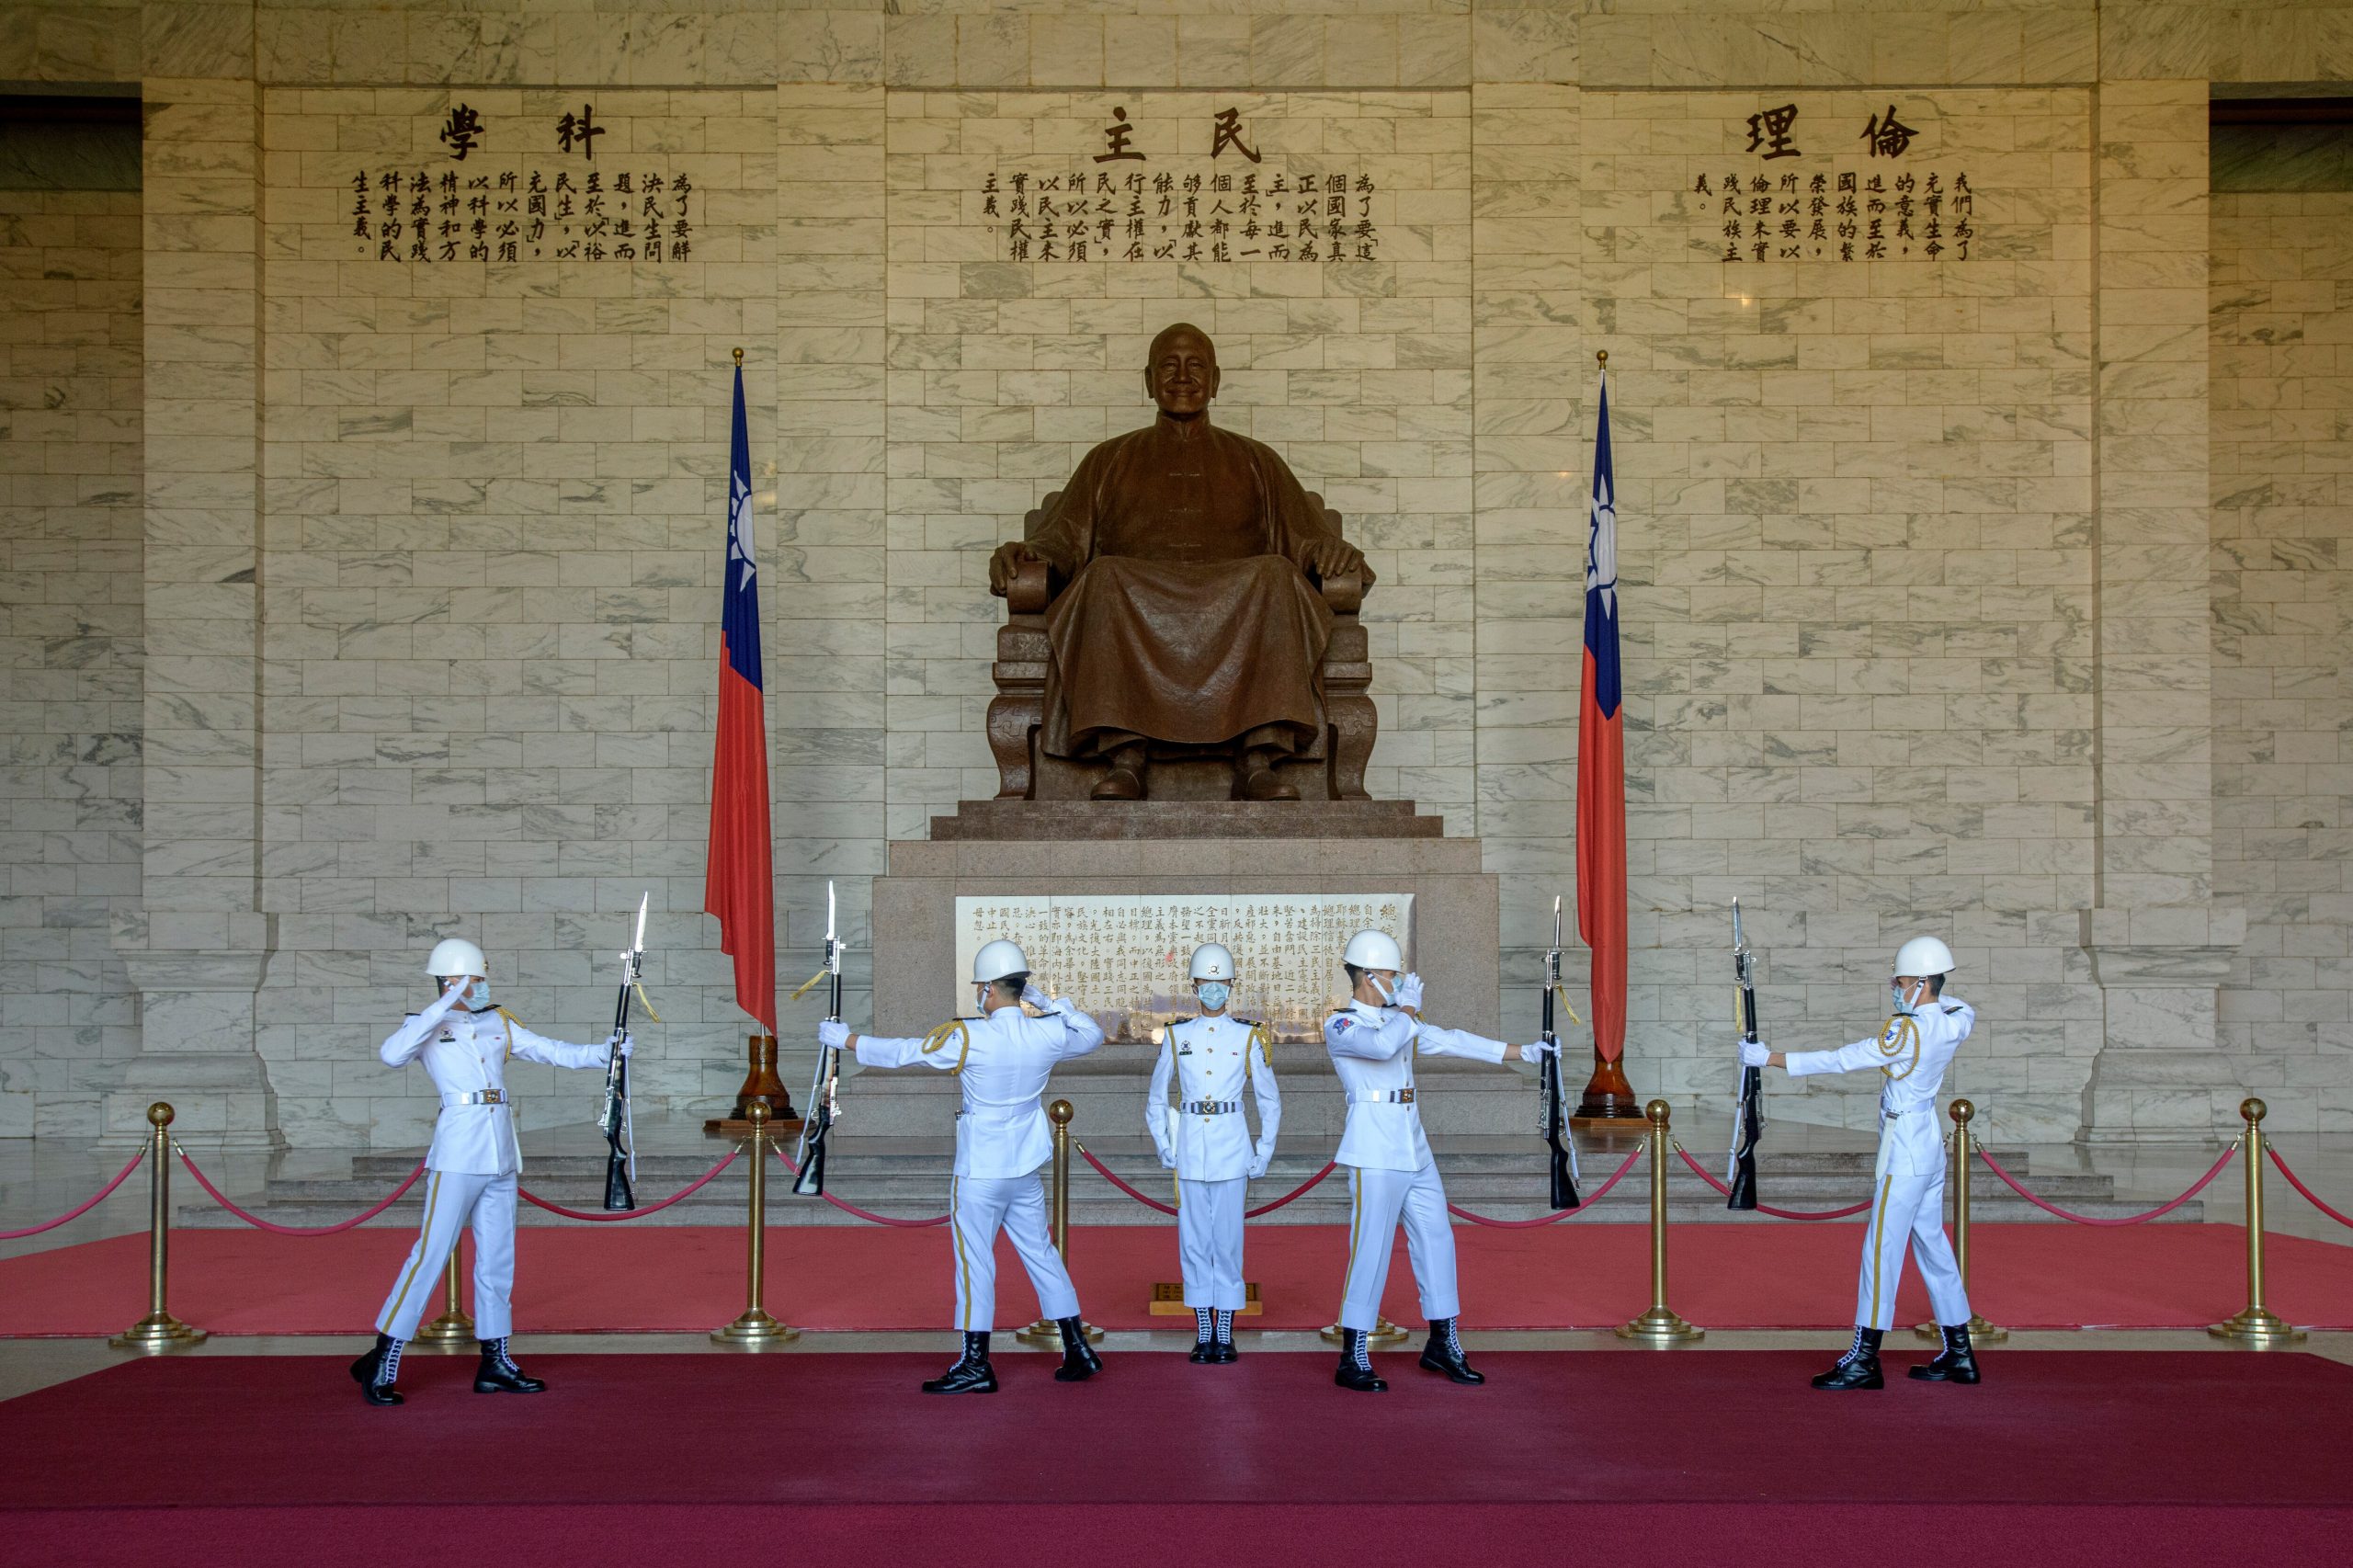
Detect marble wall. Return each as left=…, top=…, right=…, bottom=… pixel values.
left=0, top=183, right=145, bottom=1138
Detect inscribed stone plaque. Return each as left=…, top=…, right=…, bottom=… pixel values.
left=955, top=894, right=1415, bottom=1043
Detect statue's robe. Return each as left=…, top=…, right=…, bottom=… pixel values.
left=1026, top=415, right=1371, bottom=762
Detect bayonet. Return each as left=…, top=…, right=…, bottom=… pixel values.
left=1726, top=897, right=1764, bottom=1210
left=1539, top=895, right=1580, bottom=1210
left=793, top=881, right=846, bottom=1197
left=598, top=892, right=650, bottom=1210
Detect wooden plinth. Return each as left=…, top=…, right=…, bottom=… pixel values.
left=705, top=1115, right=804, bottom=1139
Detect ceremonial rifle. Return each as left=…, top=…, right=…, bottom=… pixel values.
left=1540, top=896, right=1581, bottom=1210
left=1725, top=898, right=1763, bottom=1210
left=598, top=892, right=649, bottom=1211
left=791, top=881, right=844, bottom=1198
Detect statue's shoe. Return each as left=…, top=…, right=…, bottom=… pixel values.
left=1091, top=766, right=1145, bottom=800
left=1238, top=767, right=1299, bottom=801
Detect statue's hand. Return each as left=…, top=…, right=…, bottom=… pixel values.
left=988, top=540, right=1041, bottom=597
left=1302, top=538, right=1368, bottom=584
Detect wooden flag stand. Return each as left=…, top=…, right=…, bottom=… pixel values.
left=1573, top=1046, right=1645, bottom=1131
left=705, top=1033, right=803, bottom=1138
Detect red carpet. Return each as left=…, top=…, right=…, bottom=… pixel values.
left=3, top=1352, right=2350, bottom=1568
left=4, top=1222, right=2350, bottom=1336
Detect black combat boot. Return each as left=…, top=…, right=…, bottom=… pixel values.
left=1188, top=1306, right=1215, bottom=1364
left=1811, top=1326, right=1885, bottom=1390
left=473, top=1336, right=547, bottom=1393
left=1334, top=1327, right=1387, bottom=1392
left=1207, top=1307, right=1238, bottom=1364
left=1052, top=1316, right=1103, bottom=1381
left=1907, top=1322, right=1982, bottom=1384
left=922, top=1332, right=998, bottom=1394
left=349, top=1333, right=404, bottom=1406
left=1417, top=1316, right=1484, bottom=1385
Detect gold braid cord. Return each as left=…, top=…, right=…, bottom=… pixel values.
left=787, top=965, right=830, bottom=1003
left=1552, top=984, right=1584, bottom=1027
left=1876, top=1013, right=1922, bottom=1080
left=631, top=981, right=662, bottom=1023
left=918, top=1018, right=975, bottom=1074
left=1247, top=1021, right=1277, bottom=1068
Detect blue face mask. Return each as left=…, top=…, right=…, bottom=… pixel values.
left=464, top=979, right=491, bottom=1010
left=1197, top=982, right=1231, bottom=1012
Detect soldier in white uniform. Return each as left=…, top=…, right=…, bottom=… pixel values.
left=1146, top=942, right=1281, bottom=1363
left=819, top=937, right=1106, bottom=1392
left=1324, top=929, right=1556, bottom=1392
left=350, top=937, right=631, bottom=1406
left=1742, top=935, right=1982, bottom=1390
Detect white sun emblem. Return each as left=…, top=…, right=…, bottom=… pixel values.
left=728, top=472, right=757, bottom=592
left=1586, top=473, right=1618, bottom=616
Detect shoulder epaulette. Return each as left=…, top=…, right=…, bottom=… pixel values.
left=1942, top=1005, right=1963, bottom=1015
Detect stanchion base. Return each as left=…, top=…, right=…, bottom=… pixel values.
left=109, top=1312, right=207, bottom=1351
left=1913, top=1314, right=2008, bottom=1345
left=1318, top=1318, right=1408, bottom=1346
left=1614, top=1307, right=1705, bottom=1346
left=1014, top=1317, right=1105, bottom=1346
left=414, top=1311, right=478, bottom=1349
left=2208, top=1308, right=2307, bottom=1346
left=710, top=1310, right=801, bottom=1348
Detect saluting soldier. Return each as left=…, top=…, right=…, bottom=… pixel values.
left=351, top=937, right=631, bottom=1407
left=1146, top=942, right=1281, bottom=1363
left=1324, top=930, right=1558, bottom=1392
left=1741, top=935, right=1983, bottom=1390
left=820, top=938, right=1106, bottom=1393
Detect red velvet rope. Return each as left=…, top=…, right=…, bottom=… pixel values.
left=517, top=1149, right=739, bottom=1221
left=1974, top=1141, right=2236, bottom=1227
left=2266, top=1145, right=2353, bottom=1231
left=770, top=1143, right=950, bottom=1227
left=177, top=1150, right=426, bottom=1236
left=1073, top=1144, right=1176, bottom=1214
left=1249, top=1161, right=1337, bottom=1217
left=1446, top=1145, right=1645, bottom=1227
left=1675, top=1145, right=1875, bottom=1220
left=0, top=1146, right=147, bottom=1239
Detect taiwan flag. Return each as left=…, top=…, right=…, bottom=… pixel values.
left=1576, top=369, right=1627, bottom=1065
left=705, top=359, right=777, bottom=1032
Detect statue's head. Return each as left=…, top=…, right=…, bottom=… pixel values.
left=1143, top=323, right=1219, bottom=419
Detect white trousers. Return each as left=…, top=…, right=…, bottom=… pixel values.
left=948, top=1173, right=1082, bottom=1334
left=375, top=1169, right=517, bottom=1341
left=1855, top=1164, right=1971, bottom=1332
left=1176, top=1176, right=1246, bottom=1310
left=1338, top=1163, right=1459, bottom=1332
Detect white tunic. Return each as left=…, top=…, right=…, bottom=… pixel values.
left=1146, top=1015, right=1281, bottom=1182
left=854, top=999, right=1106, bottom=1178
left=379, top=984, right=616, bottom=1176
left=1786, top=995, right=1977, bottom=1177
left=1321, top=999, right=1507, bottom=1173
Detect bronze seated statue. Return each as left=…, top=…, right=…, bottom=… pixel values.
left=984, top=324, right=1377, bottom=803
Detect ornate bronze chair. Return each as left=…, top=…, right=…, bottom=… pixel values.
left=986, top=490, right=1376, bottom=802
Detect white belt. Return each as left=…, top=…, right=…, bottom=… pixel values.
left=1182, top=1099, right=1239, bottom=1116
left=441, top=1089, right=506, bottom=1107
left=1348, top=1089, right=1415, bottom=1105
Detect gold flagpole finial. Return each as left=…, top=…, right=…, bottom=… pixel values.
left=1597, top=349, right=1608, bottom=367
left=733, top=347, right=744, bottom=366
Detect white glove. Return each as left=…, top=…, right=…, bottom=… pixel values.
left=1156, top=1144, right=1176, bottom=1171
left=1248, top=1150, right=1272, bottom=1180
left=1521, top=1039, right=1558, bottom=1062
left=819, top=1019, right=850, bottom=1051
left=1392, top=971, right=1426, bottom=1010
left=612, top=1032, right=635, bottom=1060
left=1021, top=982, right=1056, bottom=1012
left=1740, top=1040, right=1770, bottom=1068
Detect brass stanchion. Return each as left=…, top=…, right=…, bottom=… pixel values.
left=415, top=1238, right=475, bottom=1347
left=1615, top=1098, right=1702, bottom=1345
left=1915, top=1098, right=2006, bottom=1344
left=1017, top=1100, right=1103, bottom=1346
left=2211, top=1097, right=2305, bottom=1346
left=110, top=1103, right=206, bottom=1350
left=711, top=1104, right=799, bottom=1347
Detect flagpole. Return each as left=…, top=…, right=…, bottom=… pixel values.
left=1574, top=349, right=1643, bottom=1128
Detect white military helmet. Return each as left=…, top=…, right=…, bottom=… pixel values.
left=972, top=938, right=1032, bottom=984
left=1342, top=929, right=1404, bottom=971
left=1893, top=935, right=1956, bottom=978
left=426, top=937, right=487, bottom=979
left=1189, top=943, right=1236, bottom=982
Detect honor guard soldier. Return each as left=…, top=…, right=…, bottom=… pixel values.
left=351, top=937, right=631, bottom=1406
left=819, top=938, right=1106, bottom=1392
left=1324, top=930, right=1557, bottom=1392
left=1146, top=942, right=1281, bottom=1363
left=1742, top=935, right=1982, bottom=1390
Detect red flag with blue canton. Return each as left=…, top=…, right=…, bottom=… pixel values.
left=705, top=361, right=777, bottom=1032
left=1576, top=369, right=1628, bottom=1064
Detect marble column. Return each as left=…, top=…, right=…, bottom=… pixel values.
left=107, top=74, right=282, bottom=1149
left=2076, top=79, right=2243, bottom=1142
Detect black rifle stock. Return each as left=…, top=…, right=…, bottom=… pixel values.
left=1540, top=899, right=1579, bottom=1210
left=791, top=883, right=843, bottom=1199
left=1726, top=899, right=1762, bottom=1210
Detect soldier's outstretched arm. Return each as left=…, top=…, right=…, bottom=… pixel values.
left=506, top=1018, right=620, bottom=1070
left=1784, top=1033, right=1892, bottom=1076
left=1406, top=1020, right=1510, bottom=1064
left=1324, top=1009, right=1418, bottom=1061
